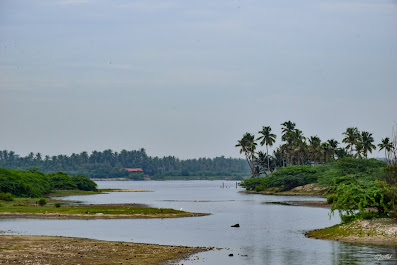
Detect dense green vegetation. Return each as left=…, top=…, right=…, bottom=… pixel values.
left=0, top=149, right=249, bottom=179
left=240, top=157, right=384, bottom=191
left=238, top=122, right=397, bottom=222
left=0, top=168, right=97, bottom=197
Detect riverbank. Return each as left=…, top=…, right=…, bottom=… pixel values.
left=0, top=235, right=211, bottom=265
left=240, top=184, right=329, bottom=197
left=0, top=190, right=208, bottom=219
left=306, top=218, right=397, bottom=245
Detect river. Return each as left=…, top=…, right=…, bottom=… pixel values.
left=0, top=180, right=396, bottom=264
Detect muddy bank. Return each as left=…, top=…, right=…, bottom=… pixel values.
left=0, top=235, right=211, bottom=265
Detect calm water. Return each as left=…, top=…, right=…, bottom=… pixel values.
left=1, top=180, right=396, bottom=264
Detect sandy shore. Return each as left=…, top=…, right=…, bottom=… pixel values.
left=0, top=235, right=210, bottom=265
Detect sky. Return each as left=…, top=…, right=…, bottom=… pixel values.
left=0, top=0, right=396, bottom=159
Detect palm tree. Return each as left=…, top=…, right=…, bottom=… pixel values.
left=236, top=132, right=258, bottom=177
left=281, top=121, right=296, bottom=142
left=257, top=126, right=277, bottom=173
left=321, top=142, right=331, bottom=163
left=308, top=136, right=321, bottom=163
left=360, top=131, right=376, bottom=158
left=342, top=127, right=360, bottom=155
left=378, top=137, right=393, bottom=161
left=327, top=139, right=339, bottom=160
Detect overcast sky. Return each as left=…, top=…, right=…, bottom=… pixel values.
left=1, top=0, right=396, bottom=159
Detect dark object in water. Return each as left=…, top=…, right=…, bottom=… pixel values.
left=231, top=224, right=240, bottom=227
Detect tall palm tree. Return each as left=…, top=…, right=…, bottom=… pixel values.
left=236, top=132, right=258, bottom=177
left=327, top=139, right=339, bottom=160
left=281, top=121, right=296, bottom=142
left=321, top=142, right=331, bottom=163
left=308, top=136, right=321, bottom=163
left=360, top=131, right=376, bottom=158
left=378, top=137, right=393, bottom=162
left=257, top=126, right=277, bottom=173
left=342, top=127, right=360, bottom=155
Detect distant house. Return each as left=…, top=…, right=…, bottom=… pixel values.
left=120, top=168, right=143, bottom=172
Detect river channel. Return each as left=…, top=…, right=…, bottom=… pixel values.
left=1, top=180, right=396, bottom=264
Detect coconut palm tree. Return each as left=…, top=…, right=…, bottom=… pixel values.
left=308, top=136, right=321, bottom=163
left=327, top=139, right=339, bottom=160
left=236, top=132, right=258, bottom=177
left=342, top=127, right=360, bottom=155
left=378, top=137, right=393, bottom=162
left=257, top=126, right=277, bottom=173
left=281, top=121, right=296, bottom=142
left=360, top=131, right=376, bottom=158
left=321, top=142, right=331, bottom=163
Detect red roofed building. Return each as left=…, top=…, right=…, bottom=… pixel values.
left=120, top=168, right=143, bottom=172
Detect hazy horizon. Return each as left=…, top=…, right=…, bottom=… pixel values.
left=1, top=0, right=396, bottom=159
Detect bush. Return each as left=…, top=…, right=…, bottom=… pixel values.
left=326, top=194, right=337, bottom=204
left=54, top=202, right=62, bottom=208
left=71, top=175, right=97, bottom=191
left=0, top=192, right=14, bottom=201
left=330, top=177, right=391, bottom=221
left=38, top=198, right=47, bottom=206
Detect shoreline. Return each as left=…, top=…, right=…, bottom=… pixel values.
left=305, top=218, right=397, bottom=245
left=1, top=190, right=209, bottom=220
left=0, top=211, right=209, bottom=220
left=0, top=235, right=211, bottom=265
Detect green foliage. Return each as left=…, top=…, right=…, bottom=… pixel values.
left=0, top=168, right=97, bottom=197
left=38, top=198, right=47, bottom=206
left=240, top=157, right=386, bottom=195
left=0, top=192, right=14, bottom=201
left=54, top=202, right=62, bottom=208
left=0, top=168, right=51, bottom=197
left=48, top=172, right=78, bottom=190
left=71, top=175, right=97, bottom=191
left=326, top=194, right=337, bottom=204
left=241, top=165, right=324, bottom=191
left=329, top=176, right=391, bottom=223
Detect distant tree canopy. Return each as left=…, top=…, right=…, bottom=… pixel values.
left=0, top=149, right=250, bottom=179
left=0, top=168, right=97, bottom=197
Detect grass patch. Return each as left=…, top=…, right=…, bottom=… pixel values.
left=46, top=190, right=102, bottom=197
left=0, top=200, right=186, bottom=215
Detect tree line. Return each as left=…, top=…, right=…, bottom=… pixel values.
left=236, top=121, right=394, bottom=177
left=0, top=148, right=250, bottom=179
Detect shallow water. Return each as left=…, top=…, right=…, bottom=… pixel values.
left=1, top=180, right=396, bottom=264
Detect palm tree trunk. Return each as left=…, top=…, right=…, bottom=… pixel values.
left=266, top=145, right=270, bottom=173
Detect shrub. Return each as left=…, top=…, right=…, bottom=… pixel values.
left=54, top=202, right=62, bottom=208
left=0, top=192, right=14, bottom=201
left=38, top=198, right=47, bottom=206
left=326, top=194, right=337, bottom=204
left=71, top=175, right=97, bottom=191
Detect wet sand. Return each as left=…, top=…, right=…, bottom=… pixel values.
left=0, top=235, right=211, bottom=265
